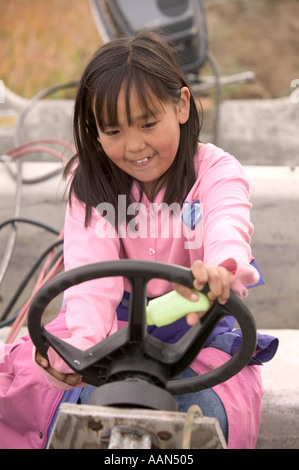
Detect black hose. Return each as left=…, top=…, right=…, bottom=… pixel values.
left=0, top=238, right=63, bottom=325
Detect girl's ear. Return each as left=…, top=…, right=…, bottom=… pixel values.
left=177, top=86, right=191, bottom=124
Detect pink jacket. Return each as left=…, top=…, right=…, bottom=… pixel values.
left=45, top=143, right=260, bottom=378
left=0, top=144, right=262, bottom=448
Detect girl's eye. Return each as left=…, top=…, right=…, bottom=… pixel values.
left=142, top=121, right=157, bottom=129
left=105, top=129, right=119, bottom=136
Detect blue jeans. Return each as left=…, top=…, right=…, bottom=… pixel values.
left=79, top=367, right=228, bottom=442
left=172, top=367, right=228, bottom=441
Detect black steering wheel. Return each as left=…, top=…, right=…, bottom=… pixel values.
left=28, top=260, right=257, bottom=411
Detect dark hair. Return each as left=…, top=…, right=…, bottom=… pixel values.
left=64, top=30, right=202, bottom=226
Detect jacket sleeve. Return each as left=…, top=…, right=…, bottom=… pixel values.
left=36, top=196, right=124, bottom=386
left=190, top=148, right=260, bottom=297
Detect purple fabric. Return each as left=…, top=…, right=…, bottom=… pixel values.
left=232, top=330, right=278, bottom=365
left=247, top=259, right=265, bottom=288
left=209, top=330, right=278, bottom=365
left=117, top=255, right=278, bottom=365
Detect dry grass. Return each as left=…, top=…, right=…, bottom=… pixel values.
left=0, top=0, right=101, bottom=98
left=1, top=0, right=299, bottom=99
left=205, top=0, right=299, bottom=99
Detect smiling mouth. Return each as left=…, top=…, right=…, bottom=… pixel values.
left=131, top=155, right=155, bottom=165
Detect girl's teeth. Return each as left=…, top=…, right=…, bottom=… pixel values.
left=135, top=157, right=149, bottom=164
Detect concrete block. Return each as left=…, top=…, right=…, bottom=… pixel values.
left=218, top=97, right=299, bottom=166
left=244, top=166, right=299, bottom=329
left=0, top=85, right=74, bottom=156
left=256, top=329, right=299, bottom=449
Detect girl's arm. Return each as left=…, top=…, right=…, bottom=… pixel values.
left=35, top=196, right=124, bottom=389
left=175, top=147, right=260, bottom=323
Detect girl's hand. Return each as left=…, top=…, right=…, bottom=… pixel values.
left=173, top=260, right=234, bottom=326
left=35, top=350, right=83, bottom=386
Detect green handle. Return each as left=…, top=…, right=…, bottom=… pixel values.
left=146, top=290, right=210, bottom=327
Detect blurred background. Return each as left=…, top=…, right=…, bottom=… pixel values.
left=1, top=0, right=298, bottom=100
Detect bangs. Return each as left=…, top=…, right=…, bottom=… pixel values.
left=69, top=30, right=200, bottom=226
left=93, top=66, right=179, bottom=130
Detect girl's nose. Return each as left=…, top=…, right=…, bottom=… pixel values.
left=125, top=131, right=146, bottom=154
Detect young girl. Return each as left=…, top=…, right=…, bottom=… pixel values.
left=0, top=30, right=277, bottom=449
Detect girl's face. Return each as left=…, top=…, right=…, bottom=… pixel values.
left=95, top=86, right=190, bottom=197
